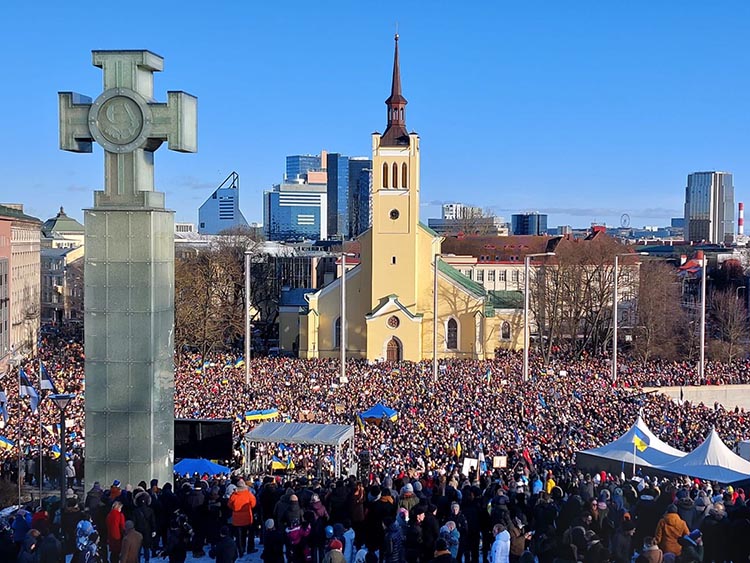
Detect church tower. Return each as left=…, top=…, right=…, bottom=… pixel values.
left=369, top=34, right=421, bottom=311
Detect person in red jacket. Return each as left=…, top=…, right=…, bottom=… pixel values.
left=105, top=501, right=125, bottom=563
left=227, top=479, right=257, bottom=556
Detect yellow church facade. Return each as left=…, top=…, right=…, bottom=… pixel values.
left=288, top=36, right=523, bottom=362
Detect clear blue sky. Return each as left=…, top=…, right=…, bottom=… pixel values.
left=2, top=1, right=749, bottom=230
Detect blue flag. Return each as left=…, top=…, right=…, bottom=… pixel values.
left=0, top=390, right=7, bottom=426
left=40, top=362, right=58, bottom=393
left=19, top=369, right=39, bottom=414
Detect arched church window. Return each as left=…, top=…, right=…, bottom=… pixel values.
left=402, top=163, right=408, bottom=188
left=447, top=318, right=458, bottom=350
left=392, top=163, right=399, bottom=188
left=501, top=321, right=511, bottom=341
left=382, top=163, right=388, bottom=188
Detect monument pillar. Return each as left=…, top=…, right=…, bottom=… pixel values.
left=59, top=50, right=197, bottom=485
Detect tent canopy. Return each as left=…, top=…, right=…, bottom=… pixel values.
left=360, top=403, right=398, bottom=422
left=245, top=422, right=354, bottom=446
left=174, top=458, right=230, bottom=475
left=660, top=429, right=750, bottom=484
left=577, top=416, right=686, bottom=469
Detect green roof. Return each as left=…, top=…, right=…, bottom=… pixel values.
left=419, top=222, right=440, bottom=237
left=487, top=290, right=523, bottom=309
left=437, top=259, right=486, bottom=299
left=42, top=207, right=84, bottom=236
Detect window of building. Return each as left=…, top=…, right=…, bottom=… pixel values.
left=476, top=270, right=484, bottom=282
left=402, top=163, right=408, bottom=188
left=488, top=270, right=495, bottom=282
left=447, top=318, right=458, bottom=349
left=382, top=163, right=389, bottom=188
left=391, top=256, right=396, bottom=265
left=499, top=271, right=506, bottom=282
left=501, top=321, right=511, bottom=341
left=392, top=163, right=399, bottom=188
left=511, top=270, right=519, bottom=283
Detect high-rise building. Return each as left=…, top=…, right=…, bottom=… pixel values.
left=326, top=153, right=350, bottom=239
left=511, top=212, right=548, bottom=235
left=286, top=154, right=323, bottom=184
left=442, top=203, right=483, bottom=220
left=348, top=157, right=372, bottom=237
left=263, top=183, right=328, bottom=241
left=684, top=171, right=734, bottom=243
left=198, top=172, right=249, bottom=234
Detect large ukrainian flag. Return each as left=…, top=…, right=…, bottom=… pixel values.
left=245, top=408, right=279, bottom=422
left=0, top=436, right=15, bottom=451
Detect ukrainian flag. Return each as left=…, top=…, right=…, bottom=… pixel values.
left=271, top=456, right=295, bottom=471
left=454, top=440, right=462, bottom=458
left=235, top=357, right=246, bottom=368
left=51, top=445, right=61, bottom=459
left=0, top=436, right=14, bottom=451
left=245, top=408, right=279, bottom=421
left=632, top=427, right=650, bottom=452
left=356, top=414, right=365, bottom=432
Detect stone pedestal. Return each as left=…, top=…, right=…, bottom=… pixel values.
left=84, top=207, right=175, bottom=486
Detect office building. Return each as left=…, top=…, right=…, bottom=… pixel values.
left=326, top=153, right=350, bottom=239
left=348, top=157, right=373, bottom=237
left=263, top=183, right=328, bottom=241
left=442, top=203, right=483, bottom=220
left=286, top=154, right=323, bottom=183
left=684, top=171, right=734, bottom=243
left=198, top=171, right=249, bottom=234
left=511, top=212, right=548, bottom=235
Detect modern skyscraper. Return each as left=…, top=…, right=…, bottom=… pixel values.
left=326, top=153, right=350, bottom=239
left=348, top=157, right=373, bottom=237
left=263, top=182, right=328, bottom=241
left=286, top=154, right=323, bottom=183
left=511, top=212, right=548, bottom=235
left=198, top=172, right=249, bottom=234
left=684, top=171, right=735, bottom=243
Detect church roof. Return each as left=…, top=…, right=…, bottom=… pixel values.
left=280, top=288, right=315, bottom=308
left=42, top=207, right=84, bottom=236
left=419, top=222, right=440, bottom=238
left=0, top=204, right=41, bottom=224
left=437, top=259, right=486, bottom=300
left=381, top=34, right=410, bottom=147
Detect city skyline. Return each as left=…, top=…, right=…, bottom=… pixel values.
left=2, top=2, right=750, bottom=230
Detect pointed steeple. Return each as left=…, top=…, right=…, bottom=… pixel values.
left=381, top=34, right=409, bottom=146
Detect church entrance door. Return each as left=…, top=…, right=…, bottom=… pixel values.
left=386, top=338, right=401, bottom=362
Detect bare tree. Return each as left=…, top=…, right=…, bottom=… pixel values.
left=709, top=288, right=748, bottom=361
left=633, top=261, right=683, bottom=361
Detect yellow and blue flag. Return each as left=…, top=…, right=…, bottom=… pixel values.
left=245, top=408, right=279, bottom=421
left=632, top=427, right=650, bottom=452
left=0, top=436, right=15, bottom=451
left=235, top=357, right=246, bottom=368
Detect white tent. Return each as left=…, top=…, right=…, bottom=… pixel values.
left=576, top=416, right=686, bottom=471
left=660, top=428, right=750, bottom=483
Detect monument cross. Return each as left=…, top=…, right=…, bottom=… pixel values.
left=58, top=50, right=196, bottom=486
left=59, top=50, right=197, bottom=207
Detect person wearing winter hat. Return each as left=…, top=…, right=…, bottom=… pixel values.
left=324, top=539, right=346, bottom=563
left=398, top=484, right=418, bottom=512
left=489, top=524, right=510, bottom=563
left=228, top=478, right=257, bottom=556
left=609, top=520, right=636, bottom=563
left=654, top=505, right=689, bottom=557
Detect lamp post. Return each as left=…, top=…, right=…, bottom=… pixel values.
left=244, top=250, right=251, bottom=386
left=523, top=252, right=555, bottom=382
left=49, top=394, right=73, bottom=507
left=340, top=252, right=355, bottom=385
left=612, top=252, right=648, bottom=381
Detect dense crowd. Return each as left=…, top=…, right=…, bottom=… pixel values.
left=2, top=463, right=748, bottom=563
left=3, top=334, right=750, bottom=475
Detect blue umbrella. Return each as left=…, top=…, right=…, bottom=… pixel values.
left=174, top=458, right=230, bottom=476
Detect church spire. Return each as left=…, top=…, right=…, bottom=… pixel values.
left=381, top=33, right=409, bottom=146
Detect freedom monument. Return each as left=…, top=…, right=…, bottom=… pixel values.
left=59, top=51, right=197, bottom=485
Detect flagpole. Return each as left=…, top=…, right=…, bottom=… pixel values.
left=632, top=438, right=636, bottom=478
left=17, top=366, right=21, bottom=506
left=38, top=359, right=43, bottom=505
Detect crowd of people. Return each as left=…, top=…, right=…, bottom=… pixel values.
left=2, top=464, right=749, bottom=563
left=3, top=334, right=750, bottom=476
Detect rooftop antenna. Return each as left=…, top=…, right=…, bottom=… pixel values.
left=395, top=20, right=399, bottom=39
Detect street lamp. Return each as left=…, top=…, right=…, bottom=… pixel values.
left=523, top=252, right=555, bottom=382
left=244, top=250, right=252, bottom=386
left=612, top=252, right=648, bottom=381
left=340, top=252, right=356, bottom=385
left=49, top=393, right=74, bottom=507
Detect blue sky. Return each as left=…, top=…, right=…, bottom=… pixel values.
left=2, top=1, right=749, bottom=230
